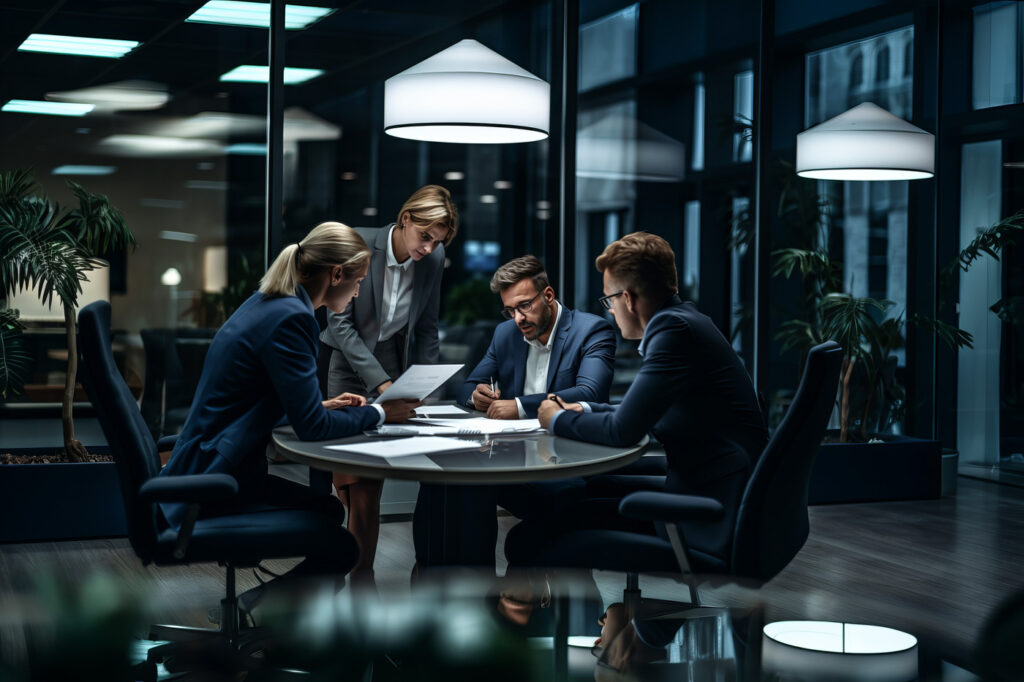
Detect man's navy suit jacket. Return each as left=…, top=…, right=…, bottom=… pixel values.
left=552, top=296, right=768, bottom=565
left=457, top=306, right=617, bottom=417
left=160, top=285, right=380, bottom=527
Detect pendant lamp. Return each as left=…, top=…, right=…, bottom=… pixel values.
left=384, top=39, right=549, bottom=144
left=796, top=102, right=934, bottom=181
left=763, top=621, right=918, bottom=681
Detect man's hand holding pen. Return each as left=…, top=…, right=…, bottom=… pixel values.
left=538, top=393, right=583, bottom=429
left=472, top=377, right=502, bottom=411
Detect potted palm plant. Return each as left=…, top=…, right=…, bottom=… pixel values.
left=773, top=205, right=1024, bottom=502
left=0, top=168, right=135, bottom=541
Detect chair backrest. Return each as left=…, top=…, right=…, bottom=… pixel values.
left=78, top=301, right=163, bottom=562
left=730, top=341, right=843, bottom=581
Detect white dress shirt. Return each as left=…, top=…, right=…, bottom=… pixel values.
left=378, top=224, right=415, bottom=342
left=515, top=302, right=563, bottom=418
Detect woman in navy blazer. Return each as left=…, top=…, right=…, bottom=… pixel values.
left=160, top=222, right=418, bottom=532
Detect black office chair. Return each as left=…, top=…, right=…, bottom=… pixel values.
left=516, top=341, right=843, bottom=608
left=78, top=301, right=359, bottom=675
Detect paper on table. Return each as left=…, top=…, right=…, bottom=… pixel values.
left=325, top=436, right=482, bottom=458
left=414, top=405, right=469, bottom=417
left=368, top=424, right=463, bottom=436
left=374, top=364, right=463, bottom=403
left=409, top=417, right=543, bottom=434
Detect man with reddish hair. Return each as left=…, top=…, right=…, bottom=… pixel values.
left=509, top=232, right=767, bottom=568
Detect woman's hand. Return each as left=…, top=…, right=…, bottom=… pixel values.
left=322, top=392, right=367, bottom=410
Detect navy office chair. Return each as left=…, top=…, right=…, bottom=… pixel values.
left=78, top=301, right=359, bottom=674
left=515, top=341, right=843, bottom=607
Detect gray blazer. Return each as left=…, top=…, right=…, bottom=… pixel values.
left=319, top=225, right=444, bottom=392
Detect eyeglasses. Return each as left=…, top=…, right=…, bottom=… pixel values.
left=500, top=291, right=542, bottom=320
left=597, top=290, right=625, bottom=310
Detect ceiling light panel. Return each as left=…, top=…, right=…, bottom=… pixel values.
left=187, top=1, right=334, bottom=30
left=18, top=34, right=139, bottom=58
left=52, top=165, right=117, bottom=176
left=219, top=65, right=323, bottom=84
left=2, top=99, right=94, bottom=116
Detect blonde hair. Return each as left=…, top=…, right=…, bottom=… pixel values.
left=260, top=222, right=370, bottom=297
left=595, top=232, right=679, bottom=301
left=396, top=185, right=459, bottom=246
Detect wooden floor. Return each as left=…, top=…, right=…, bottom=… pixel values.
left=1, top=477, right=1022, bottom=672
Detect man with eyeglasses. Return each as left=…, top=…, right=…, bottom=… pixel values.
left=456, top=254, right=616, bottom=419
left=504, top=232, right=767, bottom=570
left=413, top=255, right=616, bottom=569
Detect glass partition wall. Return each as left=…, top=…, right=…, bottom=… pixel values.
left=0, top=1, right=268, bottom=438
left=3, top=0, right=1022, bottom=486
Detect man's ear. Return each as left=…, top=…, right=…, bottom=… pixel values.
left=543, top=285, right=555, bottom=303
left=624, top=290, right=636, bottom=314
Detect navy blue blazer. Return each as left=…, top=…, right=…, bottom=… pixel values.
left=552, top=297, right=767, bottom=564
left=457, top=306, right=616, bottom=417
left=160, top=285, right=380, bottom=527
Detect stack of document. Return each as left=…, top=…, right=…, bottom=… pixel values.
left=325, top=436, right=482, bottom=459
left=410, top=417, right=543, bottom=435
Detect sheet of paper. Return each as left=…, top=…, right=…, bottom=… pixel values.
left=324, top=436, right=482, bottom=458
left=368, top=424, right=463, bottom=437
left=409, top=417, right=543, bottom=435
left=414, top=405, right=469, bottom=417
left=374, top=364, right=463, bottom=403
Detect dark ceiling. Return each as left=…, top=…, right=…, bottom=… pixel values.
left=0, top=0, right=520, bottom=115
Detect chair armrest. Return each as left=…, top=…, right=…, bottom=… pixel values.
left=586, top=474, right=666, bottom=498
left=138, top=474, right=238, bottom=504
left=619, top=491, right=725, bottom=523
left=156, top=435, right=178, bottom=452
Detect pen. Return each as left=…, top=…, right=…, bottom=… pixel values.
left=490, top=376, right=498, bottom=397
left=550, top=394, right=567, bottom=410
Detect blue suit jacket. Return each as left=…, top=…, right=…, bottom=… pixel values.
left=160, top=285, right=380, bottom=527
left=457, top=306, right=616, bottom=417
left=552, top=297, right=767, bottom=565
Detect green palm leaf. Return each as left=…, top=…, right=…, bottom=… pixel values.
left=64, top=180, right=136, bottom=255
left=0, top=308, right=30, bottom=399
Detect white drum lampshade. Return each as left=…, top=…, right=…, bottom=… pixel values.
left=763, top=621, right=918, bottom=681
left=384, top=39, right=549, bottom=144
left=796, top=102, right=934, bottom=181
left=577, top=113, right=685, bottom=182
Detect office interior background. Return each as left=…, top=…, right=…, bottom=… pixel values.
left=3, top=0, right=1021, bottom=480
left=1, top=0, right=1023, bottom=677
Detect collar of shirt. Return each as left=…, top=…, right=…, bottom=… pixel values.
left=385, top=224, right=414, bottom=271
left=523, top=301, right=562, bottom=350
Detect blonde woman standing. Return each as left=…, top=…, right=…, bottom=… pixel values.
left=320, top=186, right=458, bottom=584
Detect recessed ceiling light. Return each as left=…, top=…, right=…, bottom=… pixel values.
left=2, top=99, right=94, bottom=116
left=219, top=65, right=324, bottom=84
left=493, top=180, right=512, bottom=189
left=444, top=171, right=465, bottom=181
left=51, top=165, right=116, bottom=176
left=159, top=230, right=198, bottom=243
left=341, top=171, right=356, bottom=180
left=225, top=143, right=267, bottom=155
left=479, top=194, right=497, bottom=204
left=186, top=180, right=228, bottom=190
left=47, top=81, right=169, bottom=112
left=187, top=1, right=334, bottom=30
left=18, top=33, right=139, bottom=58
left=362, top=207, right=378, bottom=216
left=98, top=134, right=222, bottom=157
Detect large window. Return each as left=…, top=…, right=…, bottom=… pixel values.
left=1, top=2, right=269, bottom=437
